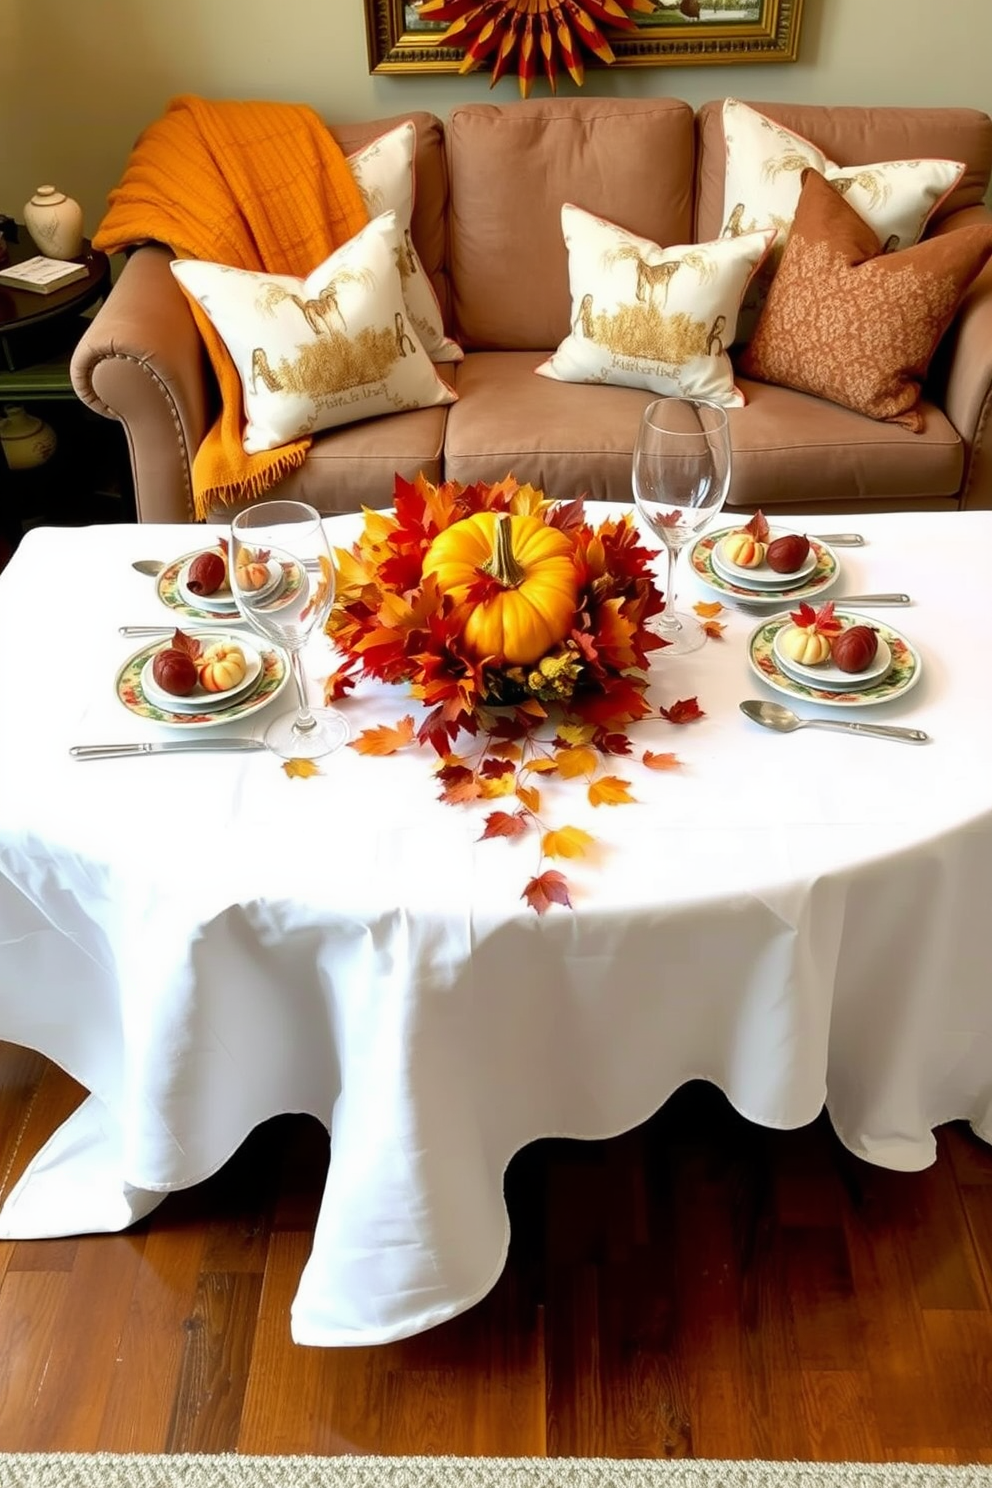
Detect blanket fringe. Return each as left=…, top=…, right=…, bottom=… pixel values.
left=193, top=443, right=310, bottom=521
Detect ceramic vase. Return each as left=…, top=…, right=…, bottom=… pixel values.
left=0, top=406, right=57, bottom=470
left=23, top=185, right=84, bottom=260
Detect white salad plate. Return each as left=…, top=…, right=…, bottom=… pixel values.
left=711, top=525, right=817, bottom=588
left=689, top=528, right=840, bottom=607
left=176, top=555, right=283, bottom=612
left=140, top=634, right=263, bottom=713
left=772, top=627, right=892, bottom=693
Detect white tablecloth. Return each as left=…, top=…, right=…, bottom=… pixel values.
left=1, top=509, right=990, bottom=1346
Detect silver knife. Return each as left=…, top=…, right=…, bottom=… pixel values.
left=119, top=624, right=249, bottom=637
left=833, top=593, right=910, bottom=605
left=70, top=739, right=267, bottom=759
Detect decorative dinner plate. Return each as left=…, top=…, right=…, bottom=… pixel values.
left=711, top=524, right=818, bottom=588
left=116, top=635, right=289, bottom=727
left=747, top=610, right=922, bottom=708
left=157, top=550, right=303, bottom=622
left=176, top=555, right=283, bottom=612
left=690, top=528, right=839, bottom=606
left=140, top=634, right=264, bottom=714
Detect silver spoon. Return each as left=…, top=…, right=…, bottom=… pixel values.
left=133, top=559, right=166, bottom=576
left=740, top=699, right=928, bottom=744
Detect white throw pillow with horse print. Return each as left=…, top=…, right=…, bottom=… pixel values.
left=171, top=211, right=455, bottom=454
left=346, top=121, right=463, bottom=364
left=536, top=204, right=774, bottom=406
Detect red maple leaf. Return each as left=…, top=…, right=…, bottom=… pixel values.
left=479, top=810, right=530, bottom=841
left=522, top=870, right=573, bottom=915
left=660, top=696, right=705, bottom=725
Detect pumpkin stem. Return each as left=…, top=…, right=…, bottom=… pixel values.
left=480, top=512, right=526, bottom=588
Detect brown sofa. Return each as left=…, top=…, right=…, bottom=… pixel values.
left=71, top=97, right=992, bottom=525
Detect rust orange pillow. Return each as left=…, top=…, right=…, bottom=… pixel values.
left=738, top=168, right=992, bottom=431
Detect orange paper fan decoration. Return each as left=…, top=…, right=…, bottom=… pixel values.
left=416, top=0, right=658, bottom=97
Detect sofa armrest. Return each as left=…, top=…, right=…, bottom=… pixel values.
left=70, top=246, right=215, bottom=524
left=927, top=206, right=992, bottom=511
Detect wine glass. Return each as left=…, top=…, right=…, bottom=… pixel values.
left=229, top=499, right=349, bottom=760
left=632, top=396, right=732, bottom=656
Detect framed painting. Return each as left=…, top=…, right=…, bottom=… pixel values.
left=365, top=0, right=804, bottom=75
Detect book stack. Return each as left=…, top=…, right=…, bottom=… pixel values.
left=0, top=254, right=89, bottom=295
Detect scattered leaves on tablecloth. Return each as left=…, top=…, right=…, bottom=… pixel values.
left=693, top=600, right=725, bottom=619
left=702, top=619, right=726, bottom=639
left=349, top=715, right=416, bottom=756
left=643, top=751, right=681, bottom=771
left=588, top=775, right=635, bottom=807
left=542, top=826, right=595, bottom=860
left=523, top=870, right=573, bottom=916
left=479, top=810, right=531, bottom=841
left=660, top=696, right=705, bottom=725
left=283, top=757, right=322, bottom=779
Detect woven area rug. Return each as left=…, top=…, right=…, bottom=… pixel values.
left=0, top=1459, right=990, bottom=1488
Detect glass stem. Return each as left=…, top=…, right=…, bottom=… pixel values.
left=289, top=650, right=317, bottom=735
left=661, top=544, right=682, bottom=633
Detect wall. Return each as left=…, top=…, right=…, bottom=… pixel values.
left=1, top=0, right=990, bottom=243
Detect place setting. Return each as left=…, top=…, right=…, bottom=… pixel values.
left=745, top=598, right=923, bottom=711
left=688, top=510, right=843, bottom=610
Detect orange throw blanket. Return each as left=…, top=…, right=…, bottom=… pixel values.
left=93, top=94, right=369, bottom=519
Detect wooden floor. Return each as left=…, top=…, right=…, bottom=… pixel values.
left=1, top=1043, right=991, bottom=1461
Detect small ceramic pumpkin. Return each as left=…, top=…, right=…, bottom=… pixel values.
left=198, top=642, right=248, bottom=693
left=422, top=511, right=579, bottom=665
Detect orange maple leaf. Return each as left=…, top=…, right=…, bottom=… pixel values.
left=522, top=869, right=573, bottom=915
left=554, top=745, right=599, bottom=779
left=660, top=697, right=705, bottom=725
left=693, top=600, right=724, bottom=618
left=348, top=715, right=416, bottom=756
left=643, top=751, right=681, bottom=771
left=588, top=775, right=635, bottom=807
left=516, top=783, right=541, bottom=812
left=542, top=826, right=595, bottom=860
left=282, top=757, right=322, bottom=779
left=479, top=810, right=530, bottom=841
left=702, top=619, right=726, bottom=639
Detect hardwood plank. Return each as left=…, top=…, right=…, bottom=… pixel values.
left=0, top=1270, right=70, bottom=1450
left=167, top=1269, right=264, bottom=1453
left=798, top=1370, right=885, bottom=1461
left=96, top=1196, right=211, bottom=1452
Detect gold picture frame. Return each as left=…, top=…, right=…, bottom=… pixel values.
left=365, top=0, right=803, bottom=76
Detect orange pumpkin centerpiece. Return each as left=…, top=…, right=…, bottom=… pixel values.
left=422, top=510, right=579, bottom=666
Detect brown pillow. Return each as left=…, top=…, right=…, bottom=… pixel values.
left=738, top=168, right=992, bottom=431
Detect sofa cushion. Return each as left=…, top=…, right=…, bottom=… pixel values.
left=445, top=98, right=696, bottom=352
left=536, top=203, right=772, bottom=405
left=171, top=211, right=455, bottom=454
left=696, top=99, right=992, bottom=245
left=346, top=121, right=462, bottom=364
left=442, top=351, right=965, bottom=512
left=739, top=169, right=992, bottom=432
left=728, top=378, right=964, bottom=511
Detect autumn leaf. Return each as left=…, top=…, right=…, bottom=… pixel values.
left=439, top=773, right=483, bottom=804
left=283, top=757, right=322, bottom=779
left=479, top=810, right=530, bottom=841
left=479, top=771, right=516, bottom=799
left=479, top=756, right=517, bottom=778
left=745, top=509, right=770, bottom=542
left=693, top=600, right=724, bottom=618
left=323, top=668, right=357, bottom=703
left=523, top=757, right=559, bottom=775
left=543, top=826, right=595, bottom=859
left=660, top=696, right=705, bottom=725
left=643, top=751, right=681, bottom=771
left=348, top=715, right=416, bottom=756
left=656, top=510, right=683, bottom=528
left=702, top=619, right=726, bottom=639
left=556, top=721, right=596, bottom=746
left=523, top=869, right=573, bottom=915
left=487, top=740, right=522, bottom=761
left=554, top=745, right=599, bottom=779
left=588, top=775, right=635, bottom=807
left=516, top=783, right=541, bottom=812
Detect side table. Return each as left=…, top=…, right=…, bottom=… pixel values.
left=0, top=227, right=134, bottom=558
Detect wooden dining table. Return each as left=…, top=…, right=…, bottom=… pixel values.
left=0, top=506, right=989, bottom=1346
